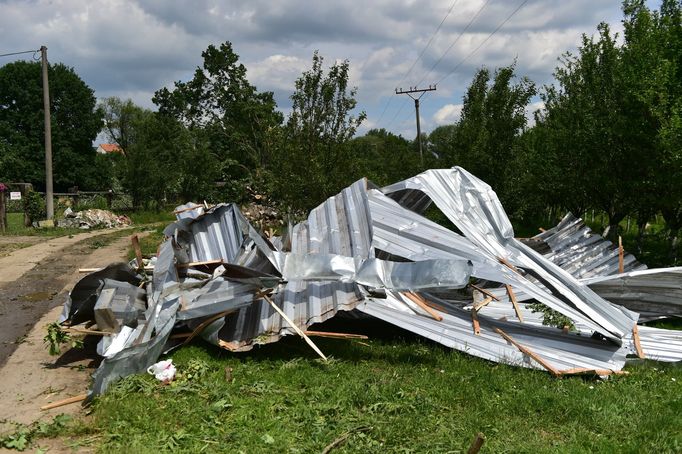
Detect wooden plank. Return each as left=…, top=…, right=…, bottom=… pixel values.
left=172, top=204, right=203, bottom=215
left=304, top=331, right=369, bottom=340
left=473, top=296, right=494, bottom=312
left=467, top=432, right=486, bottom=454
left=559, top=367, right=629, bottom=376
left=176, top=259, right=224, bottom=269
left=40, top=393, right=87, bottom=411
left=471, top=309, right=480, bottom=335
left=131, top=235, right=144, bottom=271
left=469, top=284, right=500, bottom=301
left=494, top=327, right=560, bottom=376
left=618, top=236, right=624, bottom=273
left=64, top=327, right=112, bottom=336
left=403, top=292, right=443, bottom=321
left=505, top=284, right=524, bottom=323
left=498, top=256, right=520, bottom=274
left=632, top=325, right=645, bottom=359
left=79, top=266, right=154, bottom=273
left=260, top=293, right=328, bottom=361
left=218, top=340, right=239, bottom=351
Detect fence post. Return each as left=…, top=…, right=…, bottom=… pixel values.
left=69, top=186, right=79, bottom=208
left=106, top=190, right=113, bottom=209
left=19, top=183, right=32, bottom=227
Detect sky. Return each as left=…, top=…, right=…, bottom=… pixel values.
left=0, top=0, right=646, bottom=140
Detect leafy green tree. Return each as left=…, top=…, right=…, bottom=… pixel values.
left=446, top=65, right=535, bottom=216
left=123, top=113, right=217, bottom=209
left=153, top=42, right=283, bottom=183
left=0, top=60, right=103, bottom=190
left=622, top=0, right=682, bottom=258
left=349, top=128, right=420, bottom=186
left=99, top=96, right=151, bottom=153
left=537, top=10, right=679, bottom=242
left=428, top=124, right=458, bottom=163
left=276, top=51, right=366, bottom=210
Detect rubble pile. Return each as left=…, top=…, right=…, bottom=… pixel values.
left=57, top=167, right=682, bottom=398
left=57, top=208, right=131, bottom=229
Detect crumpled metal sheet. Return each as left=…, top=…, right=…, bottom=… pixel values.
left=533, top=213, right=647, bottom=278
left=582, top=267, right=682, bottom=320
left=62, top=166, right=682, bottom=397
left=89, top=295, right=180, bottom=398
left=357, top=292, right=628, bottom=373
left=59, top=263, right=141, bottom=326
left=381, top=167, right=638, bottom=342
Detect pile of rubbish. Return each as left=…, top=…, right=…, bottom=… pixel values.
left=57, top=208, right=131, bottom=229
left=57, top=167, right=682, bottom=398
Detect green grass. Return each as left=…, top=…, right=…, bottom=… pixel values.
left=127, top=209, right=176, bottom=225
left=127, top=226, right=167, bottom=261
left=51, top=326, right=682, bottom=453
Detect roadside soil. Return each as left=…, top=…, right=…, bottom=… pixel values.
left=0, top=229, right=150, bottom=448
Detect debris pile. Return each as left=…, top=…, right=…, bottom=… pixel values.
left=57, top=208, right=131, bottom=229
left=57, top=167, right=682, bottom=398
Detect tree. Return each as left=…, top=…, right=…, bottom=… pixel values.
left=428, top=124, right=458, bottom=163
left=446, top=65, right=535, bottom=216
left=0, top=60, right=103, bottom=190
left=99, top=97, right=151, bottom=153
left=537, top=15, right=675, bottom=241
left=153, top=42, right=283, bottom=182
left=622, top=0, right=682, bottom=258
left=349, top=128, right=420, bottom=186
left=122, top=113, right=217, bottom=209
left=276, top=51, right=366, bottom=210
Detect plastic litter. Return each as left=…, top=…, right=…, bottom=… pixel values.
left=147, top=359, right=176, bottom=383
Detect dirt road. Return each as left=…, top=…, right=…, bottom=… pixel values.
left=0, top=229, right=149, bottom=435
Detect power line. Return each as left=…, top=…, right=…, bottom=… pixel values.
left=414, top=0, right=492, bottom=87
left=436, top=0, right=529, bottom=86
left=0, top=49, right=39, bottom=58
left=383, top=0, right=490, bottom=131
left=402, top=0, right=460, bottom=86
left=375, top=0, right=460, bottom=127
left=388, top=0, right=529, bottom=133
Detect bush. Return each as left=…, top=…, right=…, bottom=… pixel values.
left=23, top=190, right=45, bottom=223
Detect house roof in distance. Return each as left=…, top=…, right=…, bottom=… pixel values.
left=97, top=143, right=123, bottom=154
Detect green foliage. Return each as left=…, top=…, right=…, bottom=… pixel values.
left=350, top=128, right=423, bottom=187
left=528, top=302, right=576, bottom=330
left=43, top=322, right=82, bottom=356
left=23, top=190, right=45, bottom=223
left=275, top=51, right=367, bottom=211
left=153, top=42, right=282, bottom=179
left=437, top=64, right=536, bottom=218
left=0, top=60, right=103, bottom=191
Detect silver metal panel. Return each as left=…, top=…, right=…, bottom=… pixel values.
left=357, top=291, right=628, bottom=373
left=381, top=167, right=638, bottom=341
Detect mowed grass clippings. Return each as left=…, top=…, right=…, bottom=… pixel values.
left=79, top=330, right=682, bottom=454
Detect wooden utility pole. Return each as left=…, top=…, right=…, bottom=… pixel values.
left=395, top=85, right=436, bottom=164
left=41, top=45, right=54, bottom=220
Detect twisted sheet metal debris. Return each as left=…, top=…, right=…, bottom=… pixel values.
left=56, top=167, right=682, bottom=397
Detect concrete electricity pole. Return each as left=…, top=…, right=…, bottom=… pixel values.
left=395, top=85, right=436, bottom=164
left=40, top=45, right=54, bottom=220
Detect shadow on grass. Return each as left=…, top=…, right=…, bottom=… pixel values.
left=178, top=315, right=458, bottom=370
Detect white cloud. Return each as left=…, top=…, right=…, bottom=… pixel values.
left=433, top=103, right=463, bottom=125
